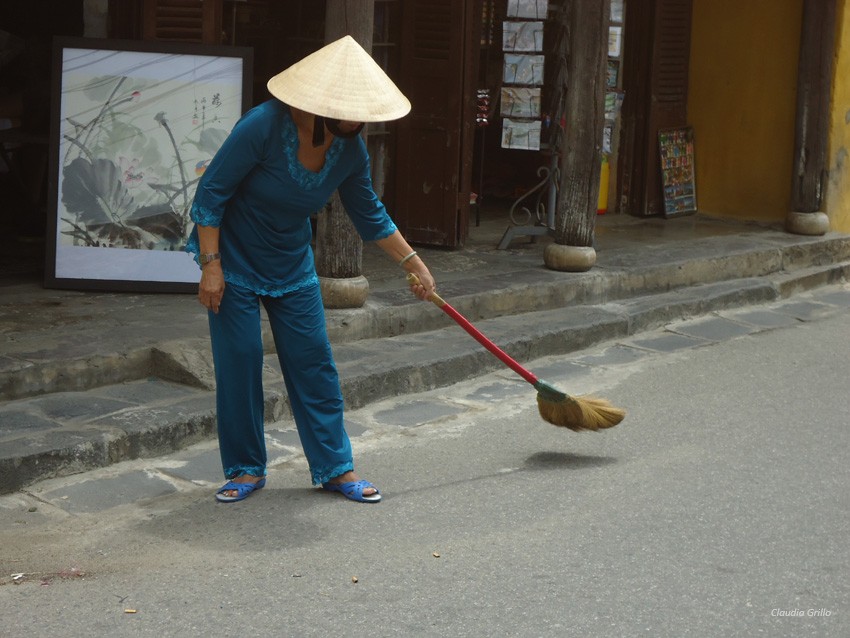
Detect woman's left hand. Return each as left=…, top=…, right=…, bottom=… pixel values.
left=198, top=261, right=225, bottom=313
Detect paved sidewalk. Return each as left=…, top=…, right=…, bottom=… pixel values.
left=1, top=211, right=849, bottom=493
left=3, top=283, right=849, bottom=522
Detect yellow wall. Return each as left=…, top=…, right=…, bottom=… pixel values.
left=688, top=0, right=803, bottom=223
left=827, top=0, right=850, bottom=232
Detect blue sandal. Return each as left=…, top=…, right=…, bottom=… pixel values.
left=322, top=480, right=381, bottom=503
left=215, top=477, right=266, bottom=503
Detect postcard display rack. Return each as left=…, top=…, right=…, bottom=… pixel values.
left=597, top=1, right=626, bottom=216
left=658, top=127, right=697, bottom=217
left=605, top=1, right=625, bottom=156
left=500, top=1, right=545, bottom=151
left=497, top=0, right=556, bottom=250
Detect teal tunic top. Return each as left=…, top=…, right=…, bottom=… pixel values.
left=186, top=99, right=397, bottom=296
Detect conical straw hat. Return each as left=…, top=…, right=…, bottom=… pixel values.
left=267, top=35, right=411, bottom=122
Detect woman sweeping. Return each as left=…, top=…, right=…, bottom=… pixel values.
left=186, top=36, right=436, bottom=503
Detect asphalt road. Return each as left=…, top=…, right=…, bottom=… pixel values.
left=1, top=299, right=848, bottom=637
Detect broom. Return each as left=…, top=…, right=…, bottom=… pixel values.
left=407, top=274, right=625, bottom=431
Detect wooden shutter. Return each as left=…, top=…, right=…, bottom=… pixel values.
left=393, top=0, right=477, bottom=247
left=618, top=0, right=693, bottom=216
left=142, top=0, right=222, bottom=44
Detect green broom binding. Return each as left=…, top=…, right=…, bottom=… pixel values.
left=534, top=380, right=625, bottom=431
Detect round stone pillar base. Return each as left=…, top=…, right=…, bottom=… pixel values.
left=543, top=244, right=597, bottom=272
left=319, top=275, right=370, bottom=309
left=786, top=211, right=829, bottom=236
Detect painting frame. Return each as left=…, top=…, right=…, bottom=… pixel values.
left=45, top=37, right=253, bottom=293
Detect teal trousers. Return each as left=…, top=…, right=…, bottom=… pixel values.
left=208, top=281, right=354, bottom=485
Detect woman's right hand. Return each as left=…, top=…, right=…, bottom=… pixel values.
left=406, top=264, right=436, bottom=302
left=198, top=262, right=225, bottom=313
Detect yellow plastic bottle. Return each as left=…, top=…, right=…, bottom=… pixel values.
left=597, top=156, right=609, bottom=215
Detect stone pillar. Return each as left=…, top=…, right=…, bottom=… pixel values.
left=315, top=0, right=374, bottom=308
left=786, top=0, right=837, bottom=236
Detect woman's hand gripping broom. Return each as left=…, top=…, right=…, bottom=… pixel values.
left=408, top=274, right=625, bottom=431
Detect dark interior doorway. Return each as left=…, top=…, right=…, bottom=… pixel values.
left=392, top=0, right=480, bottom=249
left=1, top=0, right=85, bottom=281
left=617, top=0, right=693, bottom=217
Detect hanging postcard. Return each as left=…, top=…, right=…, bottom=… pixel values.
left=602, top=125, right=614, bottom=154
left=501, top=118, right=541, bottom=151
left=503, top=54, right=545, bottom=86
left=604, top=92, right=624, bottom=121
left=608, top=26, right=623, bottom=57
left=610, top=0, right=625, bottom=23
left=507, top=0, right=548, bottom=20
left=500, top=87, right=541, bottom=119
left=503, top=21, right=544, bottom=52
left=606, top=60, right=620, bottom=89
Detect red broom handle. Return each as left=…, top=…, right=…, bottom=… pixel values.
left=429, top=294, right=539, bottom=387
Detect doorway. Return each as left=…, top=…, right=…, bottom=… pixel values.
left=392, top=0, right=480, bottom=248
left=617, top=0, right=694, bottom=217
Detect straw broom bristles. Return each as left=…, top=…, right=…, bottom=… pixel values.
left=536, top=393, right=626, bottom=431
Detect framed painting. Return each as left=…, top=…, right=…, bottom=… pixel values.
left=45, top=38, right=253, bottom=292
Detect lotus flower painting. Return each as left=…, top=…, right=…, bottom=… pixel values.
left=49, top=43, right=248, bottom=289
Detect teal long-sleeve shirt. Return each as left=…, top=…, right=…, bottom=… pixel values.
left=185, top=99, right=397, bottom=296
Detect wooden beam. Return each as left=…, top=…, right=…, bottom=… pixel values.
left=791, top=0, right=838, bottom=213
left=314, top=1, right=374, bottom=298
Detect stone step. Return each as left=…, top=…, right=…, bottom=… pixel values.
left=3, top=235, right=848, bottom=403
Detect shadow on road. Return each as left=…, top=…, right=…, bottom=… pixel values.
left=522, top=451, right=619, bottom=471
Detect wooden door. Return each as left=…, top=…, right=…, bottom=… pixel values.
left=618, top=0, right=693, bottom=216
left=142, top=0, right=222, bottom=44
left=110, top=0, right=222, bottom=44
left=393, top=0, right=478, bottom=247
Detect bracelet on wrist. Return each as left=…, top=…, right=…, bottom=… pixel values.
left=398, top=250, right=417, bottom=267
left=199, top=252, right=221, bottom=266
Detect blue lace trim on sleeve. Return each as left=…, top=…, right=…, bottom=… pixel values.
left=372, top=220, right=398, bottom=241
left=184, top=231, right=200, bottom=263
left=190, top=201, right=222, bottom=227
left=281, top=111, right=343, bottom=190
